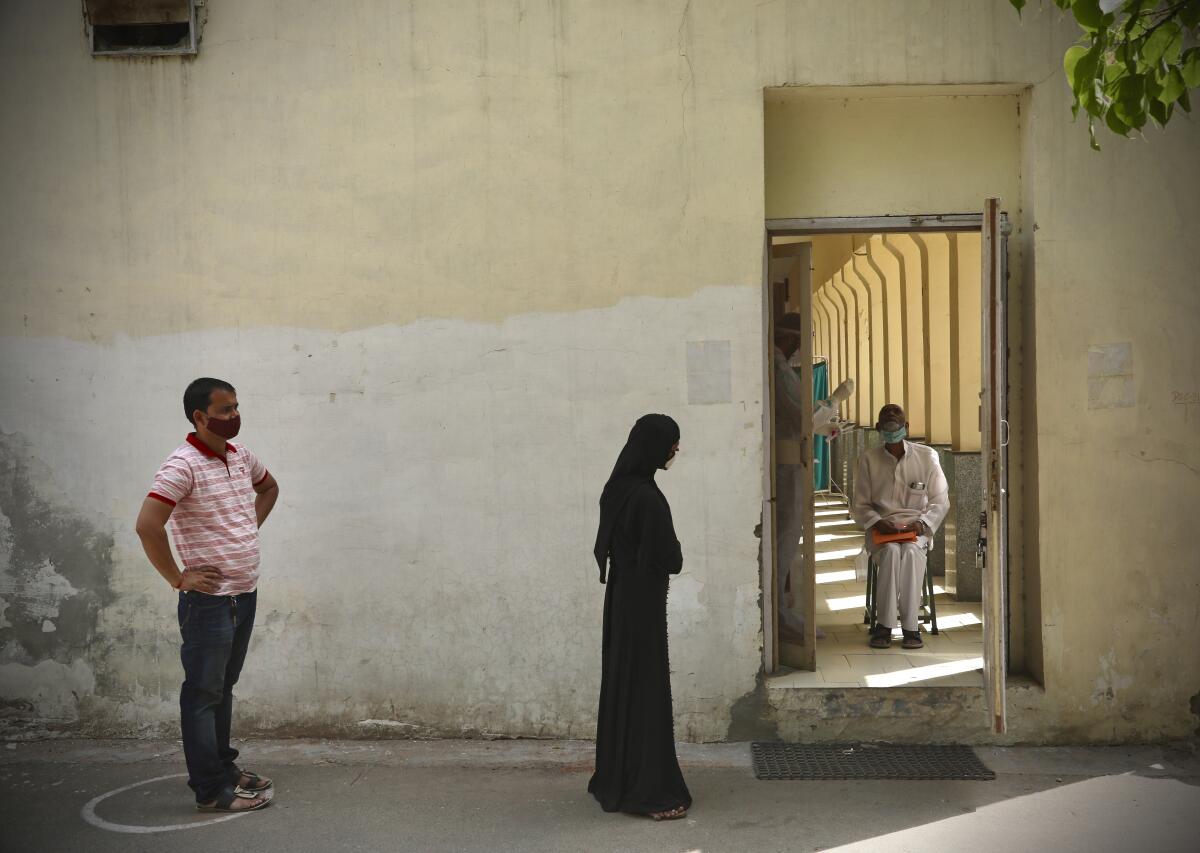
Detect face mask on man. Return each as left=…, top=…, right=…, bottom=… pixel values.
left=879, top=420, right=906, bottom=444
left=203, top=414, right=242, bottom=439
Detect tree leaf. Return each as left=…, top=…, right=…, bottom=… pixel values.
left=1181, top=48, right=1200, bottom=90
left=1105, top=107, right=1131, bottom=135
left=1005, top=0, right=1198, bottom=148
left=1112, top=75, right=1147, bottom=128
left=1182, top=1, right=1200, bottom=29
left=1064, top=44, right=1091, bottom=90
left=1147, top=96, right=1169, bottom=128
left=1084, top=79, right=1107, bottom=116
left=1145, top=71, right=1163, bottom=102
left=1122, top=0, right=1147, bottom=33
left=1073, top=40, right=1106, bottom=96
left=1113, top=100, right=1147, bottom=129
left=1072, top=0, right=1110, bottom=31
left=1142, top=21, right=1182, bottom=65
left=1113, top=40, right=1136, bottom=75
left=1158, top=66, right=1187, bottom=104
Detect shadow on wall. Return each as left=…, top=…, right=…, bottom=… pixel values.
left=0, top=431, right=115, bottom=731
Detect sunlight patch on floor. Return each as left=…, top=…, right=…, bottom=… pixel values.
left=816, top=547, right=863, bottom=562
left=804, top=532, right=863, bottom=544
left=934, top=612, right=983, bottom=629
left=864, top=656, right=984, bottom=687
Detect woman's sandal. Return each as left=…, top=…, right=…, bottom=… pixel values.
left=649, top=805, right=688, bottom=821
left=234, top=770, right=273, bottom=793
left=197, top=787, right=272, bottom=813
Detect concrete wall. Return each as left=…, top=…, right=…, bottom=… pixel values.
left=1, top=1, right=1198, bottom=744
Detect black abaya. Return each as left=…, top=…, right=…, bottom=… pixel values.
left=589, top=415, right=691, bottom=814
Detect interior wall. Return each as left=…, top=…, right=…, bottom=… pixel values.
left=885, top=235, right=930, bottom=440
left=764, top=93, right=1022, bottom=220
left=951, top=233, right=983, bottom=452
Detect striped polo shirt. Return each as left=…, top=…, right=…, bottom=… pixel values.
left=148, top=434, right=269, bottom=596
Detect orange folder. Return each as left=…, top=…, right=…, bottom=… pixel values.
left=872, top=529, right=919, bottom=546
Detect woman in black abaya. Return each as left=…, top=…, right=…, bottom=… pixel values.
left=588, top=414, right=691, bottom=821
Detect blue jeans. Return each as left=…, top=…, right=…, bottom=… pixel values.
left=178, top=589, right=257, bottom=803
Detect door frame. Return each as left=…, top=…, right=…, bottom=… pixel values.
left=761, top=212, right=1012, bottom=682
left=768, top=213, right=994, bottom=236
left=980, top=199, right=1010, bottom=733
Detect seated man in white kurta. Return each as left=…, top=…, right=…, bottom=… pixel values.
left=850, top=404, right=950, bottom=650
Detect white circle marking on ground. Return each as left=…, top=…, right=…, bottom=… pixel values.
left=80, top=773, right=258, bottom=833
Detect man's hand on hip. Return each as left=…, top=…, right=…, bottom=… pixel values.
left=178, top=567, right=223, bottom=594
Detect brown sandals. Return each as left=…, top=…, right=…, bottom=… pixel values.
left=197, top=786, right=272, bottom=812
left=649, top=805, right=689, bottom=821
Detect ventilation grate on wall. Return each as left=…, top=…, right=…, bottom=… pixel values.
left=86, top=0, right=199, bottom=56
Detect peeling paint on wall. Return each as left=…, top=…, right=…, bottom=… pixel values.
left=0, top=432, right=115, bottom=720
left=1092, top=651, right=1134, bottom=706
left=1087, top=343, right=1135, bottom=410
left=0, top=658, right=97, bottom=719
left=0, top=287, right=766, bottom=741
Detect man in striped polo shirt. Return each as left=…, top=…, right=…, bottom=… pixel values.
left=135, top=378, right=280, bottom=813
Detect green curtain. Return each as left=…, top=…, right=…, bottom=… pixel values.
left=813, top=360, right=830, bottom=491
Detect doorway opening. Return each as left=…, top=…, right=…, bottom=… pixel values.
left=762, top=216, right=1011, bottom=700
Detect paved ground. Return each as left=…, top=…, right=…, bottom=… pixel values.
left=2, top=738, right=1198, bottom=852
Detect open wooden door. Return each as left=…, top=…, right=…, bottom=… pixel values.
left=763, top=237, right=818, bottom=673
left=762, top=233, right=779, bottom=674
left=783, top=244, right=817, bottom=671
left=980, top=198, right=1009, bottom=734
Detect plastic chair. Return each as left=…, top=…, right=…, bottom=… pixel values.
left=863, top=550, right=939, bottom=634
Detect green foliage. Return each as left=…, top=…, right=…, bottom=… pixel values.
left=1009, top=0, right=1200, bottom=148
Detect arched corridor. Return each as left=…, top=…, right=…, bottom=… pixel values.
left=770, top=229, right=991, bottom=685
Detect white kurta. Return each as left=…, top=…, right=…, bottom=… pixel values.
left=850, top=441, right=950, bottom=632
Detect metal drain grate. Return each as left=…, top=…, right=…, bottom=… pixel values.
left=751, top=742, right=995, bottom=781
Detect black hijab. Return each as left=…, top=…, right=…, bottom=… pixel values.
left=593, top=414, right=680, bottom=583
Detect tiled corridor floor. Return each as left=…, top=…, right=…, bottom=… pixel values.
left=774, top=495, right=985, bottom=688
